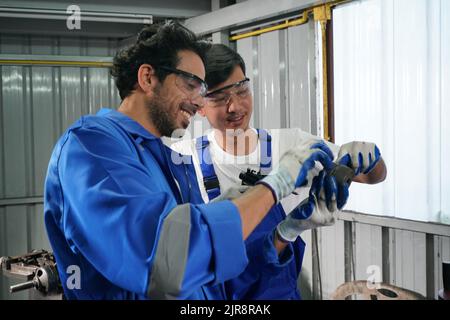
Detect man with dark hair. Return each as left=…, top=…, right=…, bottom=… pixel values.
left=43, top=22, right=334, bottom=299
left=172, top=43, right=387, bottom=299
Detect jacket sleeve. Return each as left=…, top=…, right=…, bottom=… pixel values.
left=224, top=227, right=297, bottom=300
left=57, top=122, right=248, bottom=299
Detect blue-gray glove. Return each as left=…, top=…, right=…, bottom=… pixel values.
left=298, top=141, right=343, bottom=211
left=277, top=170, right=339, bottom=242
left=257, top=140, right=334, bottom=203
left=337, top=141, right=381, bottom=175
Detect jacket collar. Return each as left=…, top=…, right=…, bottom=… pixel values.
left=97, top=108, right=158, bottom=141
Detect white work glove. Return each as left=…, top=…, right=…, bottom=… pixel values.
left=257, top=140, right=334, bottom=203
left=337, top=141, right=381, bottom=176
left=276, top=170, right=340, bottom=242
left=211, top=186, right=250, bottom=202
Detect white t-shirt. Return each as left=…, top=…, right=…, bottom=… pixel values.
left=166, top=128, right=340, bottom=214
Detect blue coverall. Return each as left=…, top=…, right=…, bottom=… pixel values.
left=44, top=108, right=296, bottom=299
left=194, top=134, right=305, bottom=300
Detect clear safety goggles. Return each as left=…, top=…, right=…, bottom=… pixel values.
left=205, top=78, right=251, bottom=108
left=158, top=66, right=208, bottom=102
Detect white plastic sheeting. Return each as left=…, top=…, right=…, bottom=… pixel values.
left=333, top=0, right=450, bottom=224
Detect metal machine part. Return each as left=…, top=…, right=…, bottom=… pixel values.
left=331, top=280, right=426, bottom=300
left=239, top=163, right=355, bottom=187
left=329, top=163, right=355, bottom=187
left=0, top=249, right=62, bottom=298
left=239, top=169, right=266, bottom=186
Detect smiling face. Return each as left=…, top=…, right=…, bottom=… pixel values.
left=147, top=49, right=206, bottom=137
left=198, top=65, right=253, bottom=135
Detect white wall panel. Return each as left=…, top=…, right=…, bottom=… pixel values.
left=236, top=22, right=317, bottom=133
left=236, top=37, right=255, bottom=128
left=392, top=230, right=427, bottom=296
left=258, top=31, right=281, bottom=129
left=441, top=0, right=450, bottom=225
left=393, top=0, right=430, bottom=222
left=319, top=220, right=345, bottom=298
left=354, top=224, right=382, bottom=282
left=287, top=22, right=315, bottom=132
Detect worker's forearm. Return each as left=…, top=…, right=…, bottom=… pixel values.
left=273, top=233, right=289, bottom=254
left=232, top=184, right=276, bottom=240
left=353, top=158, right=387, bottom=184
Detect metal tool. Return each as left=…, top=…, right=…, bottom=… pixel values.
left=0, top=249, right=62, bottom=297
left=239, top=163, right=355, bottom=187
left=329, top=163, right=355, bottom=186
left=239, top=169, right=266, bottom=186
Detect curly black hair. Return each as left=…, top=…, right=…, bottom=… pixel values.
left=110, top=21, right=206, bottom=100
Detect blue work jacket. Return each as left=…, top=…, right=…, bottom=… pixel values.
left=44, top=108, right=295, bottom=300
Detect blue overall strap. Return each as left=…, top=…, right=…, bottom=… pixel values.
left=196, top=136, right=221, bottom=201
left=257, top=129, right=272, bottom=175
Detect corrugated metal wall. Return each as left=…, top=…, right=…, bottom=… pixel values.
left=236, top=20, right=317, bottom=132
left=0, top=34, right=121, bottom=299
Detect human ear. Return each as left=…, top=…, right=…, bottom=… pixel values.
left=137, top=64, right=158, bottom=93
left=197, top=106, right=207, bottom=117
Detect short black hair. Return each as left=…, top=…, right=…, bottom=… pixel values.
left=203, top=44, right=246, bottom=89
left=111, top=21, right=206, bottom=100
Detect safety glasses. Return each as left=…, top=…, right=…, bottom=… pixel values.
left=205, top=78, right=251, bottom=108
left=158, top=66, right=208, bottom=100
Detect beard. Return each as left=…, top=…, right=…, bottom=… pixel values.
left=147, top=86, right=178, bottom=137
